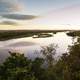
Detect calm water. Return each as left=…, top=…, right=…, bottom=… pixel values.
left=0, top=32, right=76, bottom=62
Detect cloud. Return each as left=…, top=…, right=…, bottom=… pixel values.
left=0, top=20, right=18, bottom=25
left=0, top=0, right=23, bottom=13
left=1, top=14, right=37, bottom=20
left=0, top=0, right=37, bottom=21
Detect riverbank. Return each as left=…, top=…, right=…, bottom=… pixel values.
left=0, top=30, right=68, bottom=41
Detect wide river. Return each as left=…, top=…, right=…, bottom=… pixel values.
left=0, top=32, right=76, bottom=62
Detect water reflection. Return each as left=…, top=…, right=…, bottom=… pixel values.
left=0, top=32, right=76, bottom=62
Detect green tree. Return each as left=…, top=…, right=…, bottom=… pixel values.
left=0, top=51, right=37, bottom=80
left=41, top=44, right=57, bottom=68
left=54, top=40, right=80, bottom=80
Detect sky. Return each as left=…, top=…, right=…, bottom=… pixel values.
left=24, top=0, right=80, bottom=15
left=0, top=0, right=80, bottom=30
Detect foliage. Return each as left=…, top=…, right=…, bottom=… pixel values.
left=67, top=31, right=80, bottom=37
left=54, top=39, right=80, bottom=80
left=41, top=44, right=57, bottom=67
left=0, top=51, right=37, bottom=80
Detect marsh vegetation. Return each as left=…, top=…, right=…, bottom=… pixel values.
left=0, top=30, right=66, bottom=41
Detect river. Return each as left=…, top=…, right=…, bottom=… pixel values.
left=0, top=32, right=77, bottom=62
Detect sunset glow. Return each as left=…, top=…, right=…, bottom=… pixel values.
left=0, top=0, right=80, bottom=30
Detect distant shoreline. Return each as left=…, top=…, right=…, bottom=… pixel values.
left=0, top=29, right=80, bottom=32
left=0, top=30, right=79, bottom=41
